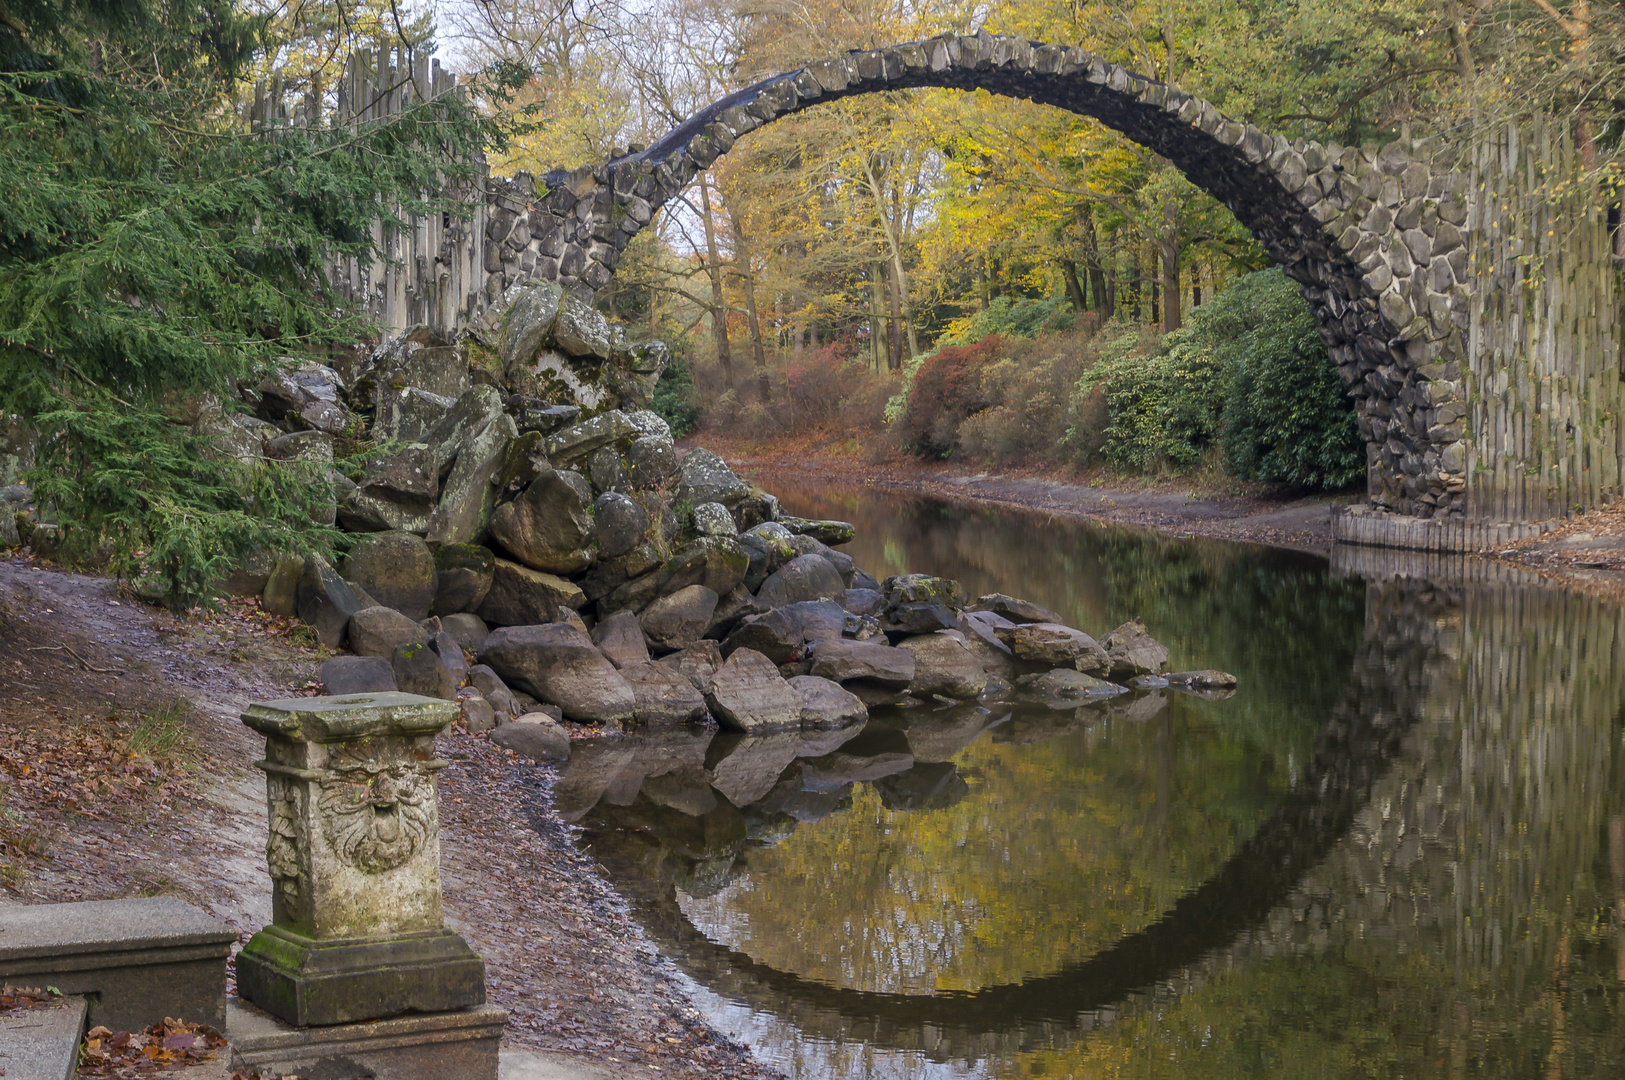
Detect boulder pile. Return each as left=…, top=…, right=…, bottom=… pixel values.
left=179, top=281, right=1227, bottom=761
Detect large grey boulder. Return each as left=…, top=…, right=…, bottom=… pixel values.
left=481, top=623, right=635, bottom=723
left=958, top=610, right=1016, bottom=677
left=342, top=531, right=437, bottom=620
left=379, top=386, right=455, bottom=443
left=431, top=544, right=496, bottom=616
left=640, top=585, right=719, bottom=653
left=807, top=639, right=915, bottom=688
left=320, top=656, right=396, bottom=695
left=706, top=585, right=763, bottom=640
left=594, top=492, right=648, bottom=560
left=658, top=639, right=724, bottom=694
left=621, top=661, right=708, bottom=725
left=476, top=558, right=586, bottom=627
left=787, top=676, right=867, bottom=729
left=897, top=631, right=988, bottom=700
left=705, top=649, right=802, bottom=733
left=468, top=663, right=519, bottom=715
left=339, top=444, right=437, bottom=533
left=691, top=502, right=737, bottom=538
left=591, top=610, right=651, bottom=669
left=675, top=448, right=751, bottom=507
left=347, top=605, right=431, bottom=658
left=756, top=553, right=845, bottom=609
left=970, top=593, right=1063, bottom=625
left=441, top=613, right=491, bottom=657
left=553, top=292, right=614, bottom=359
left=586, top=447, right=630, bottom=494
left=739, top=524, right=796, bottom=592
left=425, top=393, right=517, bottom=546
left=1100, top=617, right=1170, bottom=680
left=499, top=280, right=564, bottom=372
left=547, top=411, right=635, bottom=470
left=995, top=622, right=1110, bottom=675
left=777, top=516, right=856, bottom=546
left=721, top=599, right=845, bottom=664
left=490, top=715, right=572, bottom=763
left=429, top=630, right=469, bottom=685
left=423, top=385, right=507, bottom=470
left=623, top=410, right=670, bottom=440
left=391, top=641, right=456, bottom=700
left=626, top=435, right=678, bottom=488
left=657, top=537, right=750, bottom=599
left=489, top=468, right=596, bottom=574
left=296, top=555, right=367, bottom=648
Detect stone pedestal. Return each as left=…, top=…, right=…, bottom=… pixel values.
left=226, top=998, right=507, bottom=1080
left=235, top=692, right=487, bottom=1028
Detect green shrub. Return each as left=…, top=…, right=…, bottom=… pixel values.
left=1077, top=269, right=1361, bottom=486
left=940, top=296, right=1077, bottom=346
left=1217, top=273, right=1364, bottom=488
left=652, top=355, right=700, bottom=438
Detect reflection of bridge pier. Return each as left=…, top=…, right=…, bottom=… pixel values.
left=561, top=560, right=1625, bottom=1072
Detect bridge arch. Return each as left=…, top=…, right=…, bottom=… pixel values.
left=484, top=32, right=1473, bottom=517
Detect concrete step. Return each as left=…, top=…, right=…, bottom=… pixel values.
left=0, top=995, right=88, bottom=1080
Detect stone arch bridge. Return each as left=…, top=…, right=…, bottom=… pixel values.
left=355, top=32, right=1623, bottom=549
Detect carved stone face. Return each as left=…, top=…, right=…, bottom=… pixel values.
left=317, top=743, right=437, bottom=875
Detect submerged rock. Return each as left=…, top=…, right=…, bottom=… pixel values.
left=1101, top=617, right=1171, bottom=680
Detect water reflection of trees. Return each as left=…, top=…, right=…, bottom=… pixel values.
left=561, top=530, right=1625, bottom=1077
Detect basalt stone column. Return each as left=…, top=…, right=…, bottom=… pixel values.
left=235, top=691, right=485, bottom=1026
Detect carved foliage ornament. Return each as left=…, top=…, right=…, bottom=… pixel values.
left=316, top=742, right=438, bottom=875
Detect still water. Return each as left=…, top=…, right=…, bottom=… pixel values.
left=562, top=480, right=1625, bottom=1079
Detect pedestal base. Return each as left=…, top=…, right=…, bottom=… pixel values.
left=235, top=925, right=485, bottom=1027
left=227, top=998, right=506, bottom=1080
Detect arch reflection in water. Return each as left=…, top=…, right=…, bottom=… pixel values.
left=563, top=487, right=1625, bottom=1079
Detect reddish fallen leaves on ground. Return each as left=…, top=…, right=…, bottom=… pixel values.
left=0, top=720, right=184, bottom=821
left=78, top=1018, right=227, bottom=1078
left=0, top=982, right=56, bottom=1016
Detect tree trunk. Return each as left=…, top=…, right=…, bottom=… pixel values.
left=1061, top=259, right=1087, bottom=314
left=1160, top=202, right=1182, bottom=332
left=977, top=258, right=990, bottom=311
left=728, top=210, right=772, bottom=403
left=1129, top=249, right=1142, bottom=323
left=870, top=262, right=885, bottom=372
left=698, top=178, right=733, bottom=390
left=1148, top=243, right=1160, bottom=328
left=1191, top=260, right=1202, bottom=308
left=886, top=260, right=902, bottom=371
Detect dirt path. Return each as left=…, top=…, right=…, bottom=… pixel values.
left=0, top=557, right=779, bottom=1079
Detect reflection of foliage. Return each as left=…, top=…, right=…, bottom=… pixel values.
left=683, top=704, right=1291, bottom=996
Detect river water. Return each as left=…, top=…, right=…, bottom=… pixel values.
left=560, top=480, right=1625, bottom=1079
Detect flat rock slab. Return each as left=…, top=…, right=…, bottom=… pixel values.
left=0, top=898, right=234, bottom=1032
left=227, top=999, right=506, bottom=1080
left=0, top=996, right=87, bottom=1080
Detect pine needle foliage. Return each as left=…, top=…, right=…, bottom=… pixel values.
left=0, top=0, right=526, bottom=607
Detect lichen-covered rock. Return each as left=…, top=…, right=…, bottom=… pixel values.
left=1167, top=670, right=1238, bottom=688
left=995, top=622, right=1110, bottom=675
left=732, top=492, right=780, bottom=531
left=546, top=411, right=635, bottom=469
left=623, top=409, right=671, bottom=440
left=626, top=435, right=678, bottom=488
left=594, top=492, right=648, bottom=560
left=778, top=516, right=856, bottom=546
left=296, top=554, right=368, bottom=648
left=339, top=443, right=437, bottom=534
left=897, top=631, right=988, bottom=700
left=347, top=605, right=431, bottom=658
left=881, top=601, right=958, bottom=635
left=787, top=675, right=867, bottom=729
left=675, top=448, right=751, bottom=507
left=591, top=610, right=651, bottom=669
left=425, top=399, right=517, bottom=547
left=391, top=641, right=457, bottom=700
left=1015, top=668, right=1127, bottom=707
left=620, top=661, right=708, bottom=725
left=691, top=502, right=737, bottom=538
left=883, top=573, right=967, bottom=612
left=586, top=447, right=630, bottom=494
left=500, top=279, right=564, bottom=372
left=320, top=655, right=397, bottom=695
left=656, top=536, right=750, bottom=599
left=553, top=292, right=614, bottom=359
left=378, top=386, right=455, bottom=443
left=480, top=623, right=635, bottom=724
left=489, top=468, right=596, bottom=573
left=706, top=649, right=802, bottom=733
left=431, top=544, right=496, bottom=616
left=492, top=430, right=551, bottom=500
left=262, top=554, right=305, bottom=617
left=756, top=553, right=845, bottom=608
left=640, top=584, right=719, bottom=653
left=807, top=639, right=915, bottom=688
left=1100, top=617, right=1171, bottom=680
left=957, top=610, right=1016, bottom=677
left=476, top=558, right=586, bottom=627
left=342, top=531, right=437, bottom=620
left=970, top=593, right=1062, bottom=625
